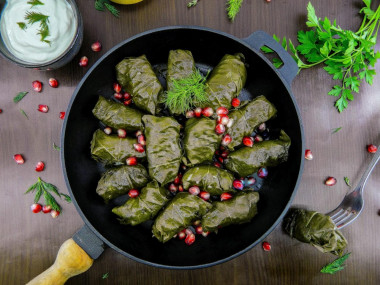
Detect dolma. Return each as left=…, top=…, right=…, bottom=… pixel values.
left=90, top=129, right=146, bottom=166
left=116, top=55, right=162, bottom=115
left=143, top=115, right=182, bottom=185
left=167, top=49, right=196, bottom=91
left=227, top=95, right=277, bottom=149
left=112, top=181, right=170, bottom=226
left=284, top=209, right=348, bottom=256
left=96, top=164, right=149, bottom=203
left=183, top=118, right=221, bottom=165
left=225, top=130, right=291, bottom=177
left=92, top=96, right=143, bottom=131
left=205, top=54, right=247, bottom=109
left=182, top=165, right=234, bottom=195
left=152, top=192, right=212, bottom=243
left=202, top=191, right=260, bottom=232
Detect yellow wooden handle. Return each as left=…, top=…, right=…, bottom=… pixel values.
left=27, top=238, right=93, bottom=285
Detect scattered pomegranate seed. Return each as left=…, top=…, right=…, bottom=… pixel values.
left=128, top=189, right=140, bottom=198
left=38, top=104, right=49, bottom=113
left=185, top=233, right=196, bottom=245
left=215, top=123, right=226, bottom=135
left=135, top=130, right=143, bottom=137
left=186, top=110, right=195, bottom=118
left=104, top=127, right=112, bottom=135
left=220, top=150, right=229, bottom=158
left=113, top=83, right=122, bottom=93
left=133, top=143, right=145, bottom=153
left=254, top=135, right=263, bottom=142
left=242, top=136, right=254, bottom=147
left=114, top=93, right=123, bottom=100
left=137, top=135, right=146, bottom=146
left=117, top=129, right=127, bottom=138
left=169, top=183, right=178, bottom=194
left=0, top=109, right=2, bottom=113
left=231, top=98, right=240, bottom=108
left=193, top=220, right=201, bottom=226
left=325, top=177, right=337, bottom=186
left=367, top=144, right=377, bottom=153
left=178, top=231, right=186, bottom=240
left=48, top=78, right=58, bottom=88
left=226, top=118, right=234, bottom=128
left=59, top=112, right=65, bottom=120
left=32, top=80, right=42, bottom=92
left=35, top=161, right=45, bottom=172
left=221, top=134, right=232, bottom=146
left=247, top=177, right=256, bottom=186
left=194, top=107, right=202, bottom=117
left=217, top=115, right=230, bottom=126
left=257, top=167, right=268, bottom=178
left=305, top=149, right=313, bottom=160
left=202, top=231, right=209, bottom=237
left=202, top=107, right=214, bottom=117
left=262, top=241, right=271, bottom=251
left=199, top=191, right=210, bottom=201
left=233, top=180, right=244, bottom=190
left=185, top=228, right=193, bottom=236
left=42, top=205, right=52, bottom=214
left=174, top=174, right=182, bottom=185
left=91, top=41, right=102, bottom=52
left=195, top=226, right=203, bottom=234
left=189, top=186, right=200, bottom=195
left=258, top=122, right=266, bottom=132
left=126, top=156, right=137, bottom=166
left=221, top=192, right=233, bottom=201
left=214, top=162, right=222, bottom=168
left=31, top=203, right=42, bottom=213
left=216, top=106, right=229, bottom=116
left=217, top=156, right=224, bottom=164
left=178, top=185, right=184, bottom=192
left=123, top=99, right=132, bottom=106
left=14, top=154, right=25, bottom=164
left=79, top=56, right=88, bottom=67
left=266, top=0, right=271, bottom=2
left=123, top=92, right=131, bottom=100
left=51, top=210, right=60, bottom=218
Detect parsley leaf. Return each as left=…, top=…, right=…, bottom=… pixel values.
left=321, top=253, right=351, bottom=274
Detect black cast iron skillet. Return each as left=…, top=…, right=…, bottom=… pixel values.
left=28, top=26, right=304, bottom=284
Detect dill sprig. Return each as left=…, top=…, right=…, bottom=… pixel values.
left=164, top=70, right=209, bottom=114
left=227, top=0, right=243, bottom=21
left=20, top=109, right=29, bottom=119
left=17, top=22, right=27, bottom=30
left=321, top=252, right=351, bottom=274
left=95, top=0, right=120, bottom=18
left=27, top=0, right=44, bottom=7
left=24, top=11, right=50, bottom=43
left=187, top=0, right=198, bottom=8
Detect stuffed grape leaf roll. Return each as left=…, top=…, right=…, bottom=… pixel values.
left=284, top=209, right=348, bottom=256
left=225, top=130, right=291, bottom=177
left=183, top=118, right=221, bottom=165
left=112, top=180, right=171, bottom=226
left=182, top=165, right=234, bottom=195
left=143, top=115, right=182, bottom=185
left=96, top=164, right=149, bottom=203
left=202, top=191, right=260, bottom=232
left=167, top=49, right=196, bottom=91
left=152, top=192, right=212, bottom=243
left=205, top=53, right=247, bottom=110
left=92, top=96, right=143, bottom=131
left=116, top=55, right=162, bottom=115
left=90, top=129, right=146, bottom=165
left=227, top=95, right=277, bottom=149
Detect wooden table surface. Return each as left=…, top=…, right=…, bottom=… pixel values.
left=1, top=0, right=379, bottom=284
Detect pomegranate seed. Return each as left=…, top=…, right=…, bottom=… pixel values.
left=185, top=228, right=193, bottom=236
left=195, top=226, right=203, bottom=234
left=79, top=56, right=88, bottom=67
left=186, top=110, right=195, bottom=118
left=169, top=183, right=178, bottom=194
left=128, top=189, right=140, bottom=198
left=113, top=83, right=122, bottom=93
left=48, top=78, right=58, bottom=88
left=213, top=162, right=222, bottom=168
left=257, top=167, right=268, bottom=178
left=220, top=150, right=229, bottom=158
left=123, top=99, right=132, bottom=106
left=226, top=118, right=234, bottom=128
left=91, top=41, right=102, bottom=52
left=35, top=161, right=45, bottom=172
left=0, top=109, right=2, bottom=113
left=114, top=93, right=123, bottom=100
left=254, top=134, right=263, bottom=142
left=38, top=104, right=49, bottom=113
left=233, top=180, right=244, bottom=190
left=199, top=191, right=210, bottom=201
left=51, top=210, right=60, bottom=218
left=123, top=92, right=131, bottom=100
left=217, top=115, right=230, bottom=126
left=189, top=186, right=200, bottom=195
left=117, top=129, right=127, bottom=138
left=174, top=174, right=182, bottom=185
left=178, top=231, right=186, bottom=240
left=216, top=106, right=229, bottom=116
left=243, top=136, right=254, bottom=147
left=231, top=98, right=240, bottom=107
left=42, top=205, right=52, bottom=213
left=202, top=231, right=209, bottom=237
left=217, top=156, right=224, bottom=164
left=32, top=80, right=42, bottom=92
left=262, top=241, right=271, bottom=251
left=137, top=135, right=146, bottom=146
left=185, top=233, right=196, bottom=245
left=221, top=192, right=233, bottom=201
left=325, top=177, right=337, bottom=186
left=178, top=185, right=184, bottom=192
left=215, top=123, right=226, bottom=135
left=258, top=122, right=266, bottom=132
left=193, top=220, right=201, bottom=226
left=59, top=112, right=65, bottom=120
left=13, top=154, right=25, bottom=164
left=266, top=0, right=271, bottom=2
left=305, top=149, right=313, bottom=160
left=104, top=127, right=112, bottom=135
left=221, top=134, right=232, bottom=146
left=247, top=177, right=256, bottom=186
left=202, top=107, right=214, bottom=117
left=31, top=203, right=42, bottom=213
left=126, top=156, right=137, bottom=166
left=135, top=130, right=143, bottom=137
left=133, top=143, right=145, bottom=153
left=194, top=107, right=202, bottom=117
left=367, top=144, right=377, bottom=153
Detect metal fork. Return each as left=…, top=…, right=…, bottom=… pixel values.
left=327, top=145, right=380, bottom=229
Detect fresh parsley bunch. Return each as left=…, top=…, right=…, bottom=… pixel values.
left=262, top=1, right=380, bottom=112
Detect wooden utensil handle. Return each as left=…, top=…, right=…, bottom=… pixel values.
left=27, top=238, right=93, bottom=285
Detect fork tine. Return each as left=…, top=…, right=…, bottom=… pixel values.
left=329, top=208, right=344, bottom=220
left=332, top=210, right=349, bottom=223
left=333, top=210, right=352, bottom=224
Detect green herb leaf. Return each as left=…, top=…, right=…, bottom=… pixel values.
left=20, top=109, right=29, bottom=120
left=226, top=0, right=243, bottom=21
left=61, top=193, right=72, bottom=203
left=53, top=143, right=61, bottom=151
left=17, top=22, right=27, bottom=30
left=306, top=2, right=320, bottom=28
left=104, top=2, right=120, bottom=18
left=25, top=11, right=49, bottom=25
left=344, top=177, right=351, bottom=187
left=95, top=0, right=105, bottom=11
left=187, top=0, right=198, bottom=7
left=102, top=273, right=109, bottom=279
left=261, top=46, right=274, bottom=53
left=13, top=92, right=28, bottom=103
left=321, top=252, right=351, bottom=274
left=332, top=127, right=342, bottom=133
left=27, top=0, right=44, bottom=7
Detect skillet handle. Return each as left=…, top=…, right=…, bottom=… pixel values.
left=243, top=30, right=299, bottom=86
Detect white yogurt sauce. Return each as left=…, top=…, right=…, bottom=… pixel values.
left=0, top=0, right=77, bottom=64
